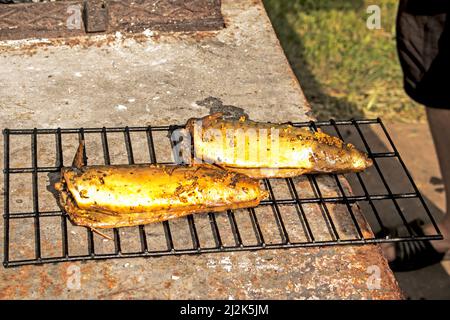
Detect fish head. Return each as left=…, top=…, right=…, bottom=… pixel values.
left=310, top=142, right=373, bottom=173
left=347, top=147, right=373, bottom=171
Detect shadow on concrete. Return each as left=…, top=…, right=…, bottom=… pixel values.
left=263, top=0, right=366, bottom=120
left=263, top=0, right=450, bottom=299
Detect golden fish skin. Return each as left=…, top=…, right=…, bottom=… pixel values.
left=56, top=164, right=267, bottom=229
left=186, top=113, right=373, bottom=178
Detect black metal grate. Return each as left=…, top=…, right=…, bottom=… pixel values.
left=2, top=119, right=443, bottom=267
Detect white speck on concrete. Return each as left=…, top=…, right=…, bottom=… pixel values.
left=143, top=29, right=154, bottom=37
left=220, top=257, right=233, bottom=272
left=74, top=72, right=82, bottom=77
left=150, top=58, right=167, bottom=66
left=115, top=104, right=127, bottom=111
left=0, top=37, right=51, bottom=48
left=144, top=44, right=162, bottom=53
left=206, top=259, right=217, bottom=269
left=190, top=101, right=203, bottom=109
left=115, top=31, right=123, bottom=41
left=255, top=257, right=284, bottom=272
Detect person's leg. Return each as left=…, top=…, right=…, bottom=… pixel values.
left=423, top=107, right=450, bottom=252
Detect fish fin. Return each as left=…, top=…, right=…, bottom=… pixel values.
left=90, top=227, right=113, bottom=240
left=72, top=140, right=86, bottom=169
left=212, top=163, right=229, bottom=171
left=193, top=162, right=227, bottom=172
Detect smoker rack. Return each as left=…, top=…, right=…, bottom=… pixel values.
left=2, top=119, right=443, bottom=267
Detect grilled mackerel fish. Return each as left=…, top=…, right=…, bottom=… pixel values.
left=56, top=143, right=267, bottom=229
left=186, top=113, right=373, bottom=178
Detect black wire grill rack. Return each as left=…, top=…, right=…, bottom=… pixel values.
left=2, top=118, right=443, bottom=267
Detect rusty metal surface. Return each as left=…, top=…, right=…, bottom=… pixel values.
left=0, top=0, right=224, bottom=41
left=0, top=246, right=402, bottom=299
left=0, top=0, right=402, bottom=299
left=108, top=0, right=225, bottom=32
left=84, top=0, right=108, bottom=33
left=0, top=1, right=86, bottom=41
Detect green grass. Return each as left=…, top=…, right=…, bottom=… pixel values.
left=263, top=0, right=425, bottom=122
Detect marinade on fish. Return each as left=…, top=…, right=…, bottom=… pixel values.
left=56, top=142, right=267, bottom=230
left=186, top=113, right=373, bottom=178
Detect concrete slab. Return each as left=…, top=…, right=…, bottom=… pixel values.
left=0, top=0, right=402, bottom=299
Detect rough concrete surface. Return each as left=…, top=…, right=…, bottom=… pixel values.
left=0, top=0, right=402, bottom=299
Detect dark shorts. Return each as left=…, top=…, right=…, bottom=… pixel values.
left=396, top=0, right=450, bottom=109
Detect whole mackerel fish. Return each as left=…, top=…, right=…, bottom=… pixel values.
left=55, top=142, right=267, bottom=231
left=185, top=113, right=373, bottom=178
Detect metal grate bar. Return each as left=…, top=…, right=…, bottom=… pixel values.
left=5, top=151, right=399, bottom=174
left=353, top=121, right=413, bottom=237
left=146, top=126, right=174, bottom=251
left=56, top=128, right=69, bottom=257
left=4, top=233, right=443, bottom=267
left=31, top=129, right=42, bottom=260
left=187, top=215, right=200, bottom=250
left=248, top=208, right=265, bottom=246
left=79, top=129, right=95, bottom=256
left=7, top=126, right=174, bottom=135
left=208, top=213, right=223, bottom=248
left=163, top=221, right=174, bottom=252
left=2, top=119, right=443, bottom=267
left=4, top=120, right=385, bottom=136
left=259, top=193, right=419, bottom=204
left=308, top=175, right=340, bottom=241
left=377, top=119, right=442, bottom=235
left=6, top=119, right=386, bottom=136
left=123, top=127, right=135, bottom=165
left=286, top=178, right=315, bottom=242
left=56, top=128, right=64, bottom=168
left=308, top=122, right=340, bottom=241
left=332, top=174, right=364, bottom=239
left=124, top=127, right=148, bottom=253
left=9, top=210, right=63, bottom=218
left=101, top=127, right=122, bottom=254
left=263, top=179, right=290, bottom=244
left=4, top=192, right=422, bottom=216
left=4, top=190, right=420, bottom=219
left=327, top=120, right=364, bottom=239
left=146, top=126, right=158, bottom=164
left=3, top=129, right=10, bottom=266
left=227, top=210, right=243, bottom=247
left=330, top=121, right=385, bottom=232
left=168, top=127, right=201, bottom=250
left=101, top=127, right=111, bottom=165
